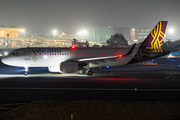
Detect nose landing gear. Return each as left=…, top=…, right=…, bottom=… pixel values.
left=24, top=67, right=29, bottom=76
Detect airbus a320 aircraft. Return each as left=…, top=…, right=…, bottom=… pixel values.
left=2, top=21, right=170, bottom=76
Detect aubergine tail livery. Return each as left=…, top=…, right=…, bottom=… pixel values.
left=127, top=21, right=170, bottom=65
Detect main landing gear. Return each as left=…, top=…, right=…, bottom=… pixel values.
left=86, top=70, right=93, bottom=76
left=78, top=69, right=93, bottom=76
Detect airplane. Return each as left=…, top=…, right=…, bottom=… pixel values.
left=1, top=21, right=170, bottom=76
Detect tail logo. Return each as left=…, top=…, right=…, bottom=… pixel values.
left=145, top=21, right=165, bottom=52
left=127, top=21, right=168, bottom=65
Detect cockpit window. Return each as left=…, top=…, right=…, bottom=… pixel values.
left=10, top=52, right=18, bottom=56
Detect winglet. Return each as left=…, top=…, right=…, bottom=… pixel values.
left=123, top=43, right=136, bottom=57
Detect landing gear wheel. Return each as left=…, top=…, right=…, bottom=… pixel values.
left=24, top=72, right=28, bottom=76
left=79, top=70, right=84, bottom=74
left=78, top=70, right=84, bottom=74
left=86, top=70, right=93, bottom=76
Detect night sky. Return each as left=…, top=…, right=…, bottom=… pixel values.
left=0, top=0, right=180, bottom=38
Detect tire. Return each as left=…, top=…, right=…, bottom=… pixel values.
left=24, top=72, right=28, bottom=76
left=87, top=70, right=93, bottom=76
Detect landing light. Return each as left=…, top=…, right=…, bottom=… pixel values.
left=4, top=52, right=8, bottom=56
left=44, top=56, right=47, bottom=59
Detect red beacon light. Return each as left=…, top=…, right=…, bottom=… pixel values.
left=118, top=54, right=122, bottom=58
left=71, top=45, right=75, bottom=49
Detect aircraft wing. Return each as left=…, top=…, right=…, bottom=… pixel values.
left=73, top=43, right=136, bottom=62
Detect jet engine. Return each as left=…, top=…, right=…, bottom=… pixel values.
left=60, top=62, right=79, bottom=73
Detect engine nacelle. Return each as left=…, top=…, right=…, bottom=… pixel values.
left=60, top=62, right=78, bottom=73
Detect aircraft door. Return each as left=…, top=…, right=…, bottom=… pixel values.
left=24, top=49, right=30, bottom=60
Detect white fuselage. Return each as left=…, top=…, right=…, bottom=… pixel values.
left=2, top=47, right=138, bottom=70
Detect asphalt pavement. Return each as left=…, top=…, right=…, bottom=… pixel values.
left=0, top=57, right=180, bottom=104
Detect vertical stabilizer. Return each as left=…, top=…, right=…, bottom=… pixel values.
left=140, top=21, right=168, bottom=52
left=127, top=21, right=169, bottom=65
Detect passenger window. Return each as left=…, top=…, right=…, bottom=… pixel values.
left=67, top=53, right=69, bottom=55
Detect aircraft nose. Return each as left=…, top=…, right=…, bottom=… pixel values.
left=1, top=57, right=7, bottom=64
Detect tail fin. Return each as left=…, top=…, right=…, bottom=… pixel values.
left=127, top=21, right=169, bottom=65
left=140, top=21, right=168, bottom=52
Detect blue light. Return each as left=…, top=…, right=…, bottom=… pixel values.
left=173, top=60, right=175, bottom=62
left=152, top=59, right=154, bottom=62
left=16, top=67, right=19, bottom=70
left=106, top=66, right=109, bottom=69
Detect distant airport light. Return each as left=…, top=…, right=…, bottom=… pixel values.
left=53, top=30, right=57, bottom=35
left=173, top=60, right=175, bottom=62
left=82, top=30, right=87, bottom=34
left=134, top=39, right=138, bottom=42
left=152, top=59, right=154, bottom=62
left=118, top=54, right=122, bottom=58
left=106, top=66, right=109, bottom=69
left=169, top=28, right=174, bottom=34
left=21, top=29, right=25, bottom=32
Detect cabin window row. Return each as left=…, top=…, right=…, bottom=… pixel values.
left=32, top=53, right=121, bottom=56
